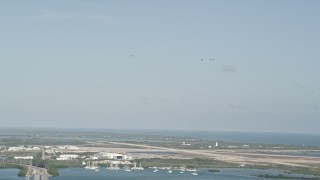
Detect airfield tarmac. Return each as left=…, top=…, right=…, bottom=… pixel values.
left=60, top=141, right=320, bottom=169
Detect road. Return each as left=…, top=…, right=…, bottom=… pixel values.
left=25, top=165, right=49, bottom=180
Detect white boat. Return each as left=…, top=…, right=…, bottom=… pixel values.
left=131, top=162, right=144, bottom=170
left=179, top=166, right=186, bottom=172
left=107, top=162, right=120, bottom=170
left=192, top=172, right=198, bottom=176
left=124, top=166, right=131, bottom=172
left=89, top=161, right=99, bottom=170
left=180, top=165, right=186, bottom=173
left=191, top=169, right=198, bottom=176
left=84, top=161, right=91, bottom=169
left=153, top=169, right=158, bottom=173
left=89, top=166, right=98, bottom=170
left=167, top=170, right=172, bottom=173
left=186, top=168, right=197, bottom=172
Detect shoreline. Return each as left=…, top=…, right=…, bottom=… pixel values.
left=1, top=129, right=320, bottom=178
left=2, top=166, right=320, bottom=180
left=2, top=158, right=320, bottom=177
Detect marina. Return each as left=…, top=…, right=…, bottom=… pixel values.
left=1, top=168, right=320, bottom=180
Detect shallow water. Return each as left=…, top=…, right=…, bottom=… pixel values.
left=1, top=168, right=317, bottom=180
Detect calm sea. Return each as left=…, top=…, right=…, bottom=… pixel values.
left=111, top=129, right=320, bottom=146
left=1, top=168, right=318, bottom=180
left=1, top=128, right=319, bottom=146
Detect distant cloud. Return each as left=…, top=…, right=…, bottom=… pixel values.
left=310, top=89, right=316, bottom=94
left=222, top=65, right=237, bottom=73
left=27, top=9, right=112, bottom=22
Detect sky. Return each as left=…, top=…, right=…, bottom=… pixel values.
left=0, top=0, right=319, bottom=133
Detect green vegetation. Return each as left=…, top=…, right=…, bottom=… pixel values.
left=0, top=165, right=28, bottom=177
left=45, top=160, right=83, bottom=176
left=289, top=168, right=320, bottom=177
left=0, top=137, right=84, bottom=147
left=47, top=166, right=59, bottom=176
left=28, top=152, right=81, bottom=177
left=46, top=160, right=83, bottom=168
left=254, top=174, right=320, bottom=180
left=17, top=165, right=28, bottom=177
left=32, top=152, right=44, bottom=167
left=134, top=158, right=238, bottom=168
left=242, top=164, right=320, bottom=177
left=1, top=128, right=320, bottom=178
left=208, top=169, right=220, bottom=173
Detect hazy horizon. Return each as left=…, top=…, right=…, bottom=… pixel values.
left=1, top=126, right=320, bottom=135
left=1, top=1, right=319, bottom=133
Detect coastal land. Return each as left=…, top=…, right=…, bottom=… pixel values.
left=0, top=128, right=320, bottom=178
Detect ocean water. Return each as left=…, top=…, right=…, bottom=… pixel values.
left=1, top=128, right=319, bottom=146
left=1, top=168, right=315, bottom=180
left=113, top=129, right=320, bottom=146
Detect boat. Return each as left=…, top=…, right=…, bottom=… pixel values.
left=191, top=169, right=198, bottom=176
left=125, top=168, right=131, bottom=172
left=84, top=161, right=91, bottom=169
left=186, top=168, right=197, bottom=172
left=124, top=166, right=131, bottom=172
left=131, top=162, right=144, bottom=170
left=89, top=161, right=99, bottom=170
left=107, top=161, right=120, bottom=170
left=89, top=166, right=98, bottom=170
left=179, top=165, right=186, bottom=173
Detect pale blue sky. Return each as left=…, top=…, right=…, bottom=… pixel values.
left=0, top=0, right=319, bottom=133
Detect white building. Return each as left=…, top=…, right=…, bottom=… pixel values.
left=56, top=154, right=79, bottom=160
left=94, top=152, right=132, bottom=160
left=0, top=146, right=6, bottom=150
left=14, top=156, right=33, bottom=160
left=8, top=146, right=40, bottom=151
left=181, top=142, right=191, bottom=146
left=8, top=146, right=24, bottom=151
left=57, top=145, right=79, bottom=150
left=45, top=149, right=55, bottom=154
left=25, top=147, right=41, bottom=151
